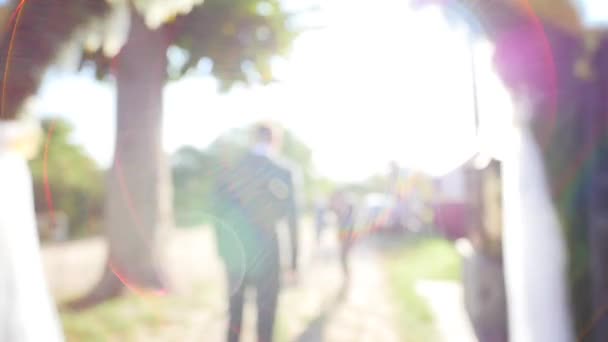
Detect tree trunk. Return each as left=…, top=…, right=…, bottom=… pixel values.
left=74, top=9, right=171, bottom=306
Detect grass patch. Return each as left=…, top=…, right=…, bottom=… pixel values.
left=60, top=287, right=213, bottom=342
left=385, top=237, right=461, bottom=342
left=61, top=284, right=290, bottom=342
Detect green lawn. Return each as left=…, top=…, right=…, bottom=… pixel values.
left=60, top=285, right=214, bottom=342
left=60, top=285, right=290, bottom=342
left=384, top=237, right=462, bottom=342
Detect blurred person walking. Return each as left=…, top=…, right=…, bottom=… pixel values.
left=212, top=123, right=300, bottom=342
left=329, top=189, right=356, bottom=285
left=313, top=196, right=327, bottom=245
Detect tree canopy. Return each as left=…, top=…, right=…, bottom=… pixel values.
left=0, top=0, right=111, bottom=120
left=81, top=0, right=298, bottom=91
left=172, top=123, right=315, bottom=227
left=0, top=0, right=302, bottom=120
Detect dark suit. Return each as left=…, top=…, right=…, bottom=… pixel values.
left=213, top=149, right=299, bottom=342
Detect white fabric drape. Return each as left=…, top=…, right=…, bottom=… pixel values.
left=501, top=98, right=574, bottom=342
left=0, top=121, right=64, bottom=342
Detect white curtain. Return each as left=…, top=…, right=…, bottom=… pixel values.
left=0, top=121, right=64, bottom=342
left=501, top=97, right=574, bottom=342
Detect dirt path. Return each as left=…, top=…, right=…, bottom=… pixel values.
left=415, top=280, right=476, bottom=342
left=283, top=226, right=401, bottom=342
left=41, top=223, right=469, bottom=341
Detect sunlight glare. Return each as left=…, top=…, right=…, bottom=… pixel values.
left=268, top=1, right=503, bottom=179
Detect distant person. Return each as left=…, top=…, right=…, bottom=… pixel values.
left=313, top=197, right=327, bottom=245
left=329, top=190, right=356, bottom=284
left=390, top=190, right=409, bottom=233
left=212, top=123, right=300, bottom=342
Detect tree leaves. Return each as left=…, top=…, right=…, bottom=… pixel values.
left=170, top=0, right=297, bottom=90
left=79, top=0, right=297, bottom=91
left=0, top=0, right=111, bottom=120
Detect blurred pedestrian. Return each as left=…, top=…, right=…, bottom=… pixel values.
left=212, top=123, right=300, bottom=342
left=329, top=189, right=356, bottom=285
left=313, top=196, right=327, bottom=245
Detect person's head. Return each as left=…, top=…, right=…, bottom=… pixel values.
left=252, top=122, right=283, bottom=150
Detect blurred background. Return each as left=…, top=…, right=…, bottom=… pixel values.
left=2, top=0, right=608, bottom=341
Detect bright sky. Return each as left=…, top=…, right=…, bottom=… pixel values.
left=575, top=0, right=608, bottom=26
left=35, top=0, right=514, bottom=182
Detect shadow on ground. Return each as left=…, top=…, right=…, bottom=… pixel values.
left=295, top=282, right=349, bottom=342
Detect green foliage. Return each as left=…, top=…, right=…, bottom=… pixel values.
left=171, top=0, right=297, bottom=90
left=81, top=0, right=299, bottom=91
left=208, top=124, right=314, bottom=198
left=61, top=281, right=294, bottom=341
left=171, top=124, right=315, bottom=227
left=29, top=118, right=104, bottom=238
left=166, top=0, right=293, bottom=88
left=280, top=127, right=314, bottom=203
left=61, top=286, right=213, bottom=342
left=0, top=0, right=299, bottom=118
left=171, top=147, right=217, bottom=227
